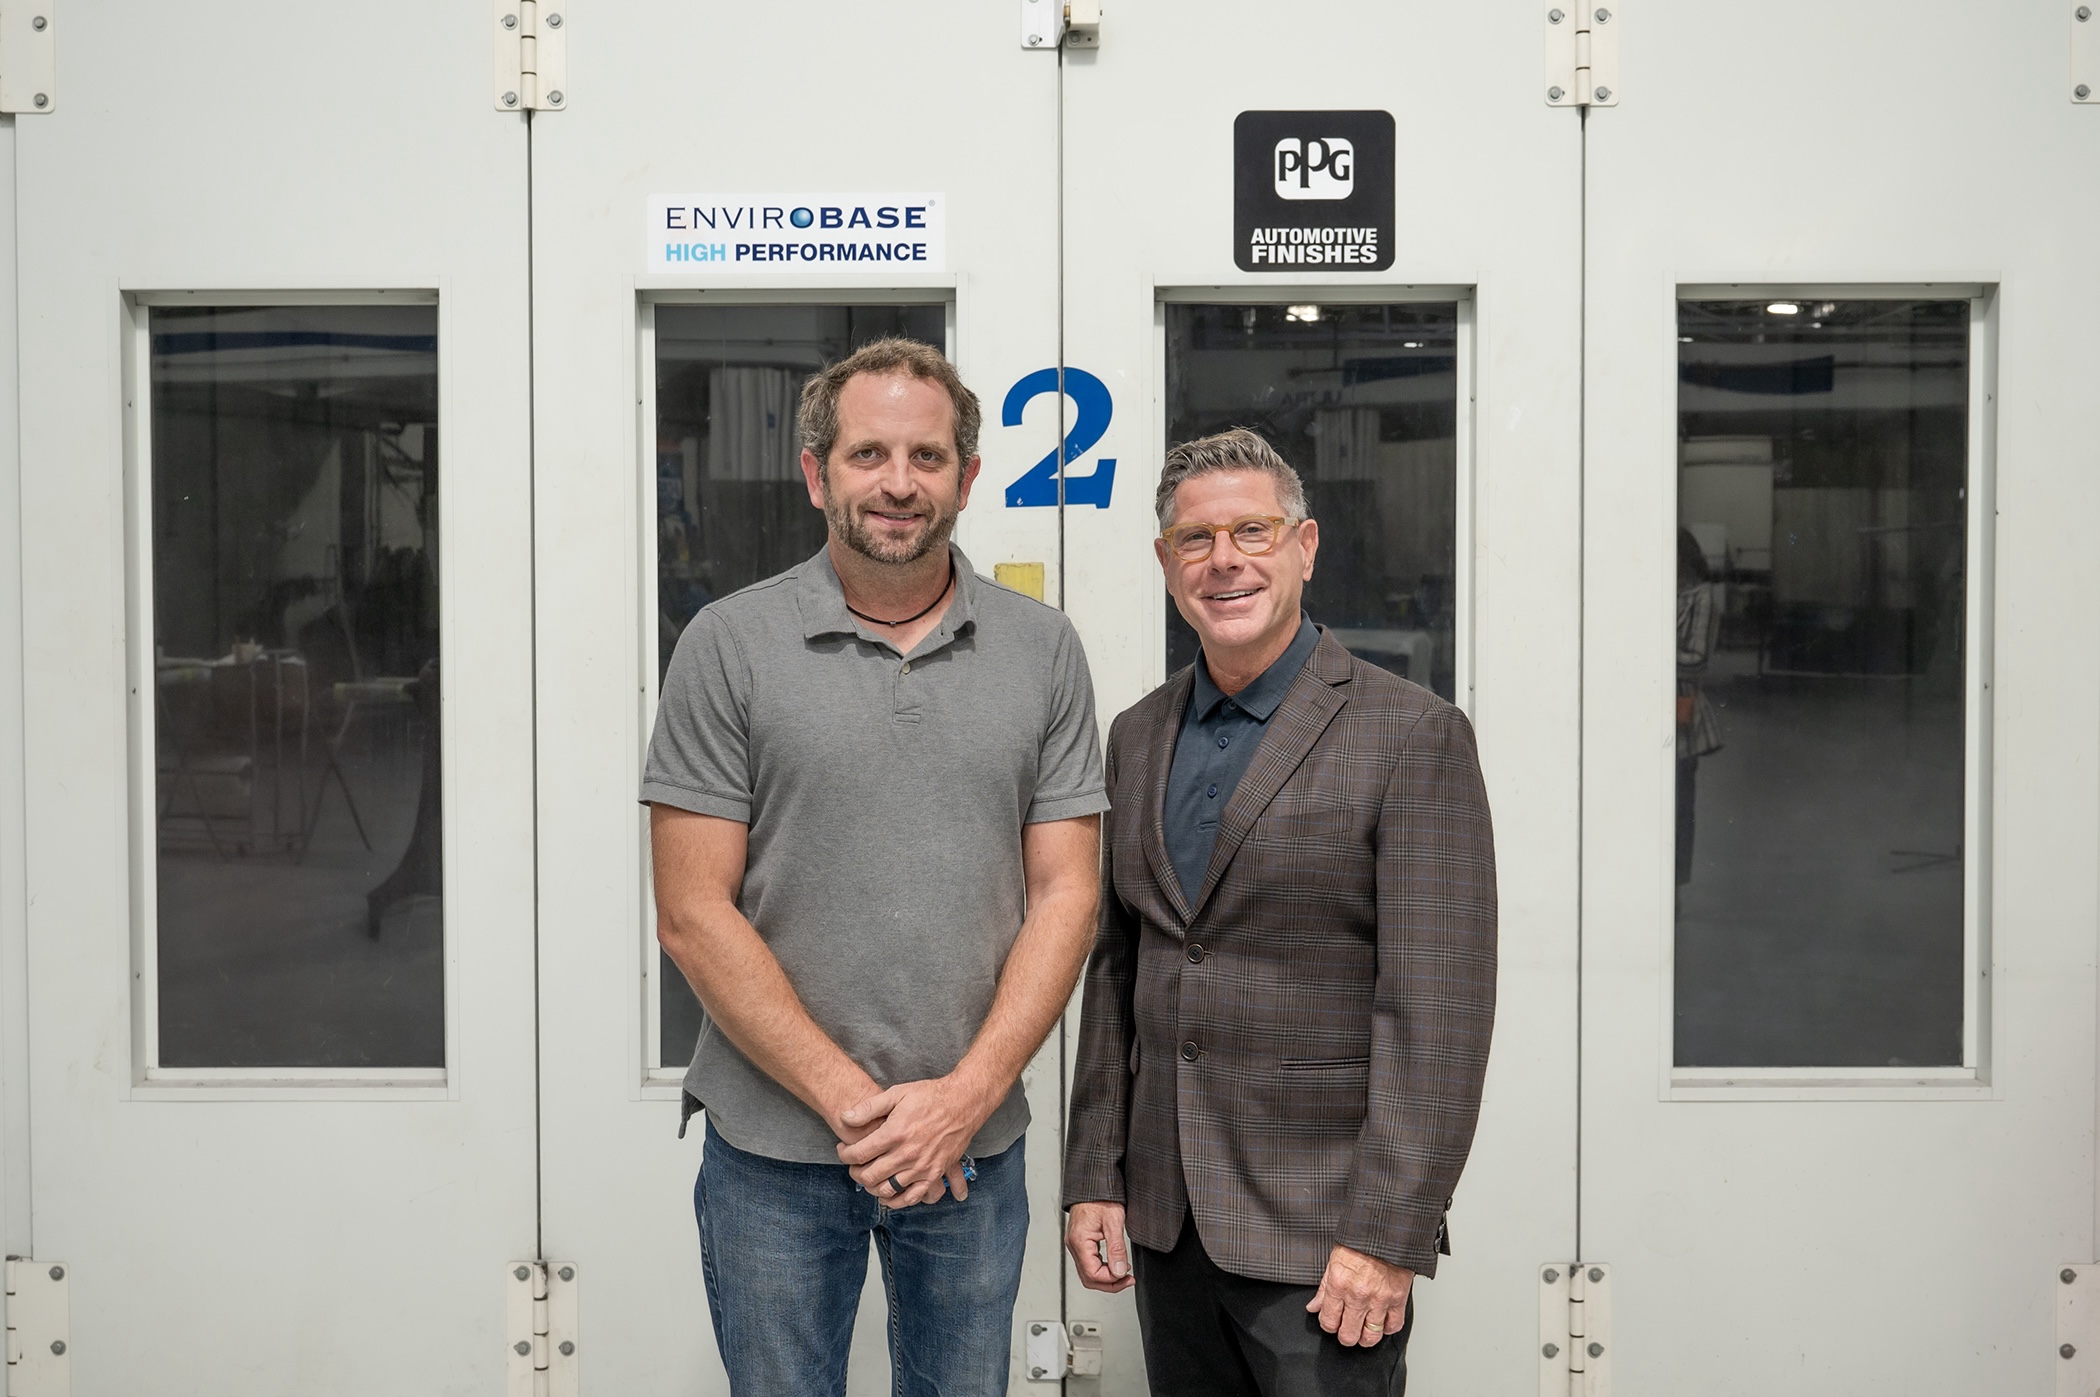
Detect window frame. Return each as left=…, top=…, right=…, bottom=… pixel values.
left=1661, top=283, right=1998, bottom=1101
left=121, top=288, right=453, bottom=1098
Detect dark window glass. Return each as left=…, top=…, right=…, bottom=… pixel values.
left=653, top=302, right=945, bottom=1066
left=1163, top=303, right=1459, bottom=698
left=151, top=305, right=442, bottom=1068
left=1674, top=298, right=1969, bottom=1067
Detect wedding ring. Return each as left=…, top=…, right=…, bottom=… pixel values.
left=886, top=1175, right=904, bottom=1195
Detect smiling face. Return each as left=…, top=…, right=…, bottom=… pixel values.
left=1157, top=469, right=1319, bottom=675
left=802, top=370, right=980, bottom=565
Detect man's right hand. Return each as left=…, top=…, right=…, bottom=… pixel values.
left=1065, top=1202, right=1134, bottom=1293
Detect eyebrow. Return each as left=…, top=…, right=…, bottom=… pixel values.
left=841, top=437, right=955, bottom=459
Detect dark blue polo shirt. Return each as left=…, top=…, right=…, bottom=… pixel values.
left=1165, top=617, right=1321, bottom=902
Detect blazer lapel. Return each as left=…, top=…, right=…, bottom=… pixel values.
left=1140, top=666, right=1198, bottom=925
left=1187, top=632, right=1353, bottom=920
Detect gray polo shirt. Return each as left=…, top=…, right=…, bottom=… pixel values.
left=642, top=544, right=1110, bottom=1164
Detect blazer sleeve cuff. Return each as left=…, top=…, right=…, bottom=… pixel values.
left=1334, top=1207, right=1448, bottom=1278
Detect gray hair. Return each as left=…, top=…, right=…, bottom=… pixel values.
left=798, top=337, right=982, bottom=466
left=1154, top=427, right=1310, bottom=530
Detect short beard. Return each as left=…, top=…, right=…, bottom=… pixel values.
left=821, top=465, right=962, bottom=566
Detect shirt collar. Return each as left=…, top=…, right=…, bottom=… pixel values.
left=797, top=542, right=979, bottom=649
left=1192, top=616, right=1319, bottom=723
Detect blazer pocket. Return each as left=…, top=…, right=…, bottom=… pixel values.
left=1278, top=1056, right=1370, bottom=1075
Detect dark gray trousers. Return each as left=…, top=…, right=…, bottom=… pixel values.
left=1132, top=1218, right=1410, bottom=1397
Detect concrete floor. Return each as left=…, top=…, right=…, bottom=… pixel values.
left=1675, top=653, right=1965, bottom=1067
left=156, top=725, right=443, bottom=1068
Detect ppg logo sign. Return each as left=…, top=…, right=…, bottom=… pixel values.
left=1273, top=137, right=1354, bottom=201
left=1235, top=110, right=1393, bottom=272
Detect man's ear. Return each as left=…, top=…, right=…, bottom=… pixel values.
left=800, top=449, right=827, bottom=510
left=956, top=454, right=983, bottom=511
left=1297, top=517, right=1320, bottom=579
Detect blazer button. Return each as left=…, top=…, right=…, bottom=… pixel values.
left=1180, top=1041, right=1200, bottom=1062
left=1186, top=943, right=1206, bottom=964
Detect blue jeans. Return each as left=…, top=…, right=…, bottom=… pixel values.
left=695, top=1119, right=1028, bottom=1397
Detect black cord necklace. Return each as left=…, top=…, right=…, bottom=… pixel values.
left=844, top=559, right=954, bottom=627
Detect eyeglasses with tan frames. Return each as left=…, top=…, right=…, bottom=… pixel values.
left=1160, top=514, right=1302, bottom=562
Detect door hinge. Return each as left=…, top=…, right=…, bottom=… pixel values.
left=4, top=1258, right=70, bottom=1397
left=0, top=2, right=56, bottom=114
left=1539, top=1262, right=1611, bottom=1397
left=493, top=0, right=566, bottom=111
left=505, top=1260, right=579, bottom=1397
left=1544, top=2, right=1618, bottom=108
left=1023, top=1319, right=1103, bottom=1382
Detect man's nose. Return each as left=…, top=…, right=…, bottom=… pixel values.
left=873, top=455, right=918, bottom=499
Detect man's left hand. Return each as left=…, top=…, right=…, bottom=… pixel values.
left=836, top=1075, right=990, bottom=1207
left=1307, top=1245, right=1413, bottom=1348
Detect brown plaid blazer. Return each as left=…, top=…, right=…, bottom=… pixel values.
left=1062, top=628, right=1497, bottom=1283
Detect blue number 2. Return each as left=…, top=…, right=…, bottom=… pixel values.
left=1002, top=367, right=1116, bottom=508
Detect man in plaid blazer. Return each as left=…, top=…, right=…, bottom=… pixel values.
left=1063, top=428, right=1497, bottom=1396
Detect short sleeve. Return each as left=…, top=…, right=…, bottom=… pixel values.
left=1025, top=620, right=1111, bottom=824
left=640, top=608, right=754, bottom=822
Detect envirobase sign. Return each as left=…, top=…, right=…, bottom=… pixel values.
left=1233, top=112, right=1394, bottom=272
left=647, top=194, right=946, bottom=272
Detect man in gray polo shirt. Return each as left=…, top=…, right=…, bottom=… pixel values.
left=643, top=338, right=1108, bottom=1397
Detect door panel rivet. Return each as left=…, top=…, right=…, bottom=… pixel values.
left=1595, top=6, right=1611, bottom=19
left=2080, top=84, right=2093, bottom=98
left=503, top=91, right=519, bottom=106
left=48, top=1265, right=63, bottom=1281
left=2066, top=1268, right=2080, bottom=1284
left=1548, top=86, right=1565, bottom=101
left=514, top=1266, right=531, bottom=1281
left=50, top=1341, right=65, bottom=1356
left=1588, top=1342, right=1605, bottom=1358
left=1542, top=1343, right=1560, bottom=1357
left=559, top=1340, right=575, bottom=1356
left=1588, top=1267, right=1604, bottom=1282
left=2064, top=1343, right=2078, bottom=1359
left=2081, top=6, right=2092, bottom=18
left=1549, top=7, right=1564, bottom=20
left=515, top=1340, right=532, bottom=1356
left=545, top=11, right=562, bottom=24
left=502, top=12, right=517, bottom=26
left=558, top=1265, right=575, bottom=1281
left=1594, top=85, right=1613, bottom=100
left=548, top=90, right=564, bottom=104
left=1542, top=1267, right=1559, bottom=1283
left=31, top=13, right=45, bottom=27
left=33, top=93, right=46, bottom=107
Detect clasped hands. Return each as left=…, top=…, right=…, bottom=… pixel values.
left=832, top=1073, right=990, bottom=1208
left=1067, top=1203, right=1412, bottom=1348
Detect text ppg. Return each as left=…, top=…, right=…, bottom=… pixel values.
left=1273, top=137, right=1354, bottom=200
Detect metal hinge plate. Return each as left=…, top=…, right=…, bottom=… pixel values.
left=1020, top=0, right=1064, bottom=49
left=2073, top=3, right=2098, bottom=101
left=0, top=2, right=56, bottom=114
left=1539, top=1262, right=1611, bottom=1397
left=505, top=1261, right=579, bottom=1397
left=2056, top=1263, right=2100, bottom=1395
left=1023, top=1319, right=1102, bottom=1381
left=1544, top=2, right=1618, bottom=107
left=493, top=0, right=566, bottom=111
left=4, top=1258, right=71, bottom=1397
